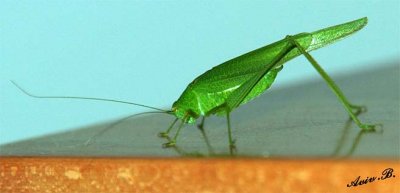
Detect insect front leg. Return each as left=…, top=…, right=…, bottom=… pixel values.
left=286, top=35, right=379, bottom=131
left=158, top=118, right=178, bottom=138
left=163, top=119, right=185, bottom=148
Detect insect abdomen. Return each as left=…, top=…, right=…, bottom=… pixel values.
left=240, top=65, right=283, bottom=105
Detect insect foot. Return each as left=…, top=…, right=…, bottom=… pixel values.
left=163, top=140, right=176, bottom=148
left=229, top=140, right=237, bottom=153
left=360, top=124, right=381, bottom=132
left=158, top=132, right=169, bottom=138
left=351, top=105, right=368, bottom=114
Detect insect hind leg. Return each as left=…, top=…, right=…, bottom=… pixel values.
left=286, top=35, right=379, bottom=131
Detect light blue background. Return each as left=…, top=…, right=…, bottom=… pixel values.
left=1, top=0, right=399, bottom=145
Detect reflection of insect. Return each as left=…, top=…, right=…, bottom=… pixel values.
left=13, top=17, right=378, bottom=153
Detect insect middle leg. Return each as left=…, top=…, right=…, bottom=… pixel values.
left=197, top=116, right=205, bottom=130
left=286, top=35, right=378, bottom=131
left=207, top=105, right=236, bottom=154
left=196, top=117, right=215, bottom=154
left=226, top=111, right=236, bottom=155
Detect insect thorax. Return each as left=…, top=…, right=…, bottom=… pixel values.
left=171, top=99, right=198, bottom=124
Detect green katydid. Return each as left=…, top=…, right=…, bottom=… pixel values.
left=12, top=17, right=378, bottom=152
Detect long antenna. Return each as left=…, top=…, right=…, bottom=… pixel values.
left=11, top=80, right=172, bottom=114
left=84, top=111, right=171, bottom=146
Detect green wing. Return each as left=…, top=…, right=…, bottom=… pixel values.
left=225, top=42, right=293, bottom=111
left=180, top=17, right=368, bottom=115
left=224, top=17, right=368, bottom=111
left=194, top=17, right=367, bottom=87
